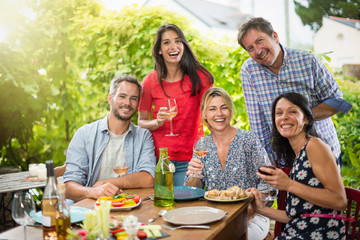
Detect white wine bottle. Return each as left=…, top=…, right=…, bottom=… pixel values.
left=42, top=160, right=59, bottom=240
left=55, top=177, right=71, bottom=240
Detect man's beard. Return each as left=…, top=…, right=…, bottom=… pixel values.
left=112, top=106, right=135, bottom=121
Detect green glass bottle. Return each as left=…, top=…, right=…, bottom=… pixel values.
left=154, top=148, right=174, bottom=207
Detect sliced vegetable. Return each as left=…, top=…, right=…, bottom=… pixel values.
left=111, top=228, right=125, bottom=235
left=132, top=195, right=140, bottom=203
left=137, top=230, right=147, bottom=239
left=112, top=202, right=126, bottom=207
left=97, top=196, right=113, bottom=201
left=111, top=198, right=125, bottom=202
left=113, top=193, right=127, bottom=199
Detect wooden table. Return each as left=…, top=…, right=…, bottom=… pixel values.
left=0, top=171, right=46, bottom=231
left=0, top=188, right=252, bottom=239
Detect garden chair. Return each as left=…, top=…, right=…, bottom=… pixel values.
left=54, top=164, right=67, bottom=183
left=345, top=187, right=360, bottom=240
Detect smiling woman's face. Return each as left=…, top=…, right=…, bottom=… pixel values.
left=159, top=30, right=184, bottom=66
left=274, top=97, right=308, bottom=139
left=205, top=96, right=232, bottom=132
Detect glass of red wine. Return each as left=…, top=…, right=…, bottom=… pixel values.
left=258, top=152, right=278, bottom=201
left=190, top=135, right=210, bottom=179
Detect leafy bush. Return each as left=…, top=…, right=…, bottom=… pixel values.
left=0, top=0, right=359, bottom=191
left=333, top=78, right=360, bottom=188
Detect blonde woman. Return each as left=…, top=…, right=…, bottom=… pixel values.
left=185, top=87, right=270, bottom=240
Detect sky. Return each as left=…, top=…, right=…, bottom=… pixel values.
left=0, top=0, right=314, bottom=48
left=102, top=0, right=315, bottom=48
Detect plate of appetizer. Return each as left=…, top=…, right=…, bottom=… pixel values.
left=95, top=193, right=141, bottom=210
left=204, top=186, right=252, bottom=202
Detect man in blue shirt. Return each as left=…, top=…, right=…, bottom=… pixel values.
left=64, top=75, right=156, bottom=202
left=237, top=17, right=352, bottom=166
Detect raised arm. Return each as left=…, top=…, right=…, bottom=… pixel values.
left=261, top=138, right=347, bottom=211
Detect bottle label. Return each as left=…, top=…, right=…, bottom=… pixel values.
left=42, top=215, right=51, bottom=227
left=169, top=163, right=176, bottom=173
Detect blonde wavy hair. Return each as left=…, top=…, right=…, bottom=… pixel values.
left=200, top=87, right=234, bottom=121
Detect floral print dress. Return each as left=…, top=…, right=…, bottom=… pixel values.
left=276, top=143, right=345, bottom=240
left=184, top=128, right=264, bottom=191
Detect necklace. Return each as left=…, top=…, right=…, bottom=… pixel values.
left=213, top=133, right=234, bottom=152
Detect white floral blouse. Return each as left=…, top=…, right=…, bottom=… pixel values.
left=184, top=128, right=264, bottom=191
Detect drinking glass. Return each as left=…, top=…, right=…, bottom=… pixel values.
left=257, top=152, right=279, bottom=201
left=190, top=135, right=210, bottom=178
left=113, top=161, right=128, bottom=189
left=164, top=99, right=178, bottom=137
left=12, top=191, right=36, bottom=240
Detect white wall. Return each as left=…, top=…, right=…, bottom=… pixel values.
left=314, top=17, right=360, bottom=69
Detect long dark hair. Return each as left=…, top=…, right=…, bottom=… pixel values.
left=152, top=24, right=214, bottom=96
left=271, top=92, right=319, bottom=167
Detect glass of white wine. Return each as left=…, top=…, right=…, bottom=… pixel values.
left=12, top=191, right=36, bottom=240
left=164, top=98, right=178, bottom=137
left=113, top=162, right=128, bottom=189
left=190, top=135, right=210, bottom=178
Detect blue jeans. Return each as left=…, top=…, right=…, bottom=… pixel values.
left=170, top=161, right=189, bottom=186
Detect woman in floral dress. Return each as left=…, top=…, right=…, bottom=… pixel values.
left=185, top=87, right=270, bottom=240
left=248, top=92, right=347, bottom=239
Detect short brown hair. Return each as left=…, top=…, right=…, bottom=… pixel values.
left=237, top=17, right=274, bottom=49
left=109, top=74, right=142, bottom=97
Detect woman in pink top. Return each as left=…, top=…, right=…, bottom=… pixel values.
left=138, top=24, right=214, bottom=185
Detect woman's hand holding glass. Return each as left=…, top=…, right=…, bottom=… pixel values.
left=188, top=135, right=210, bottom=178
left=256, top=152, right=279, bottom=201
left=163, top=99, right=178, bottom=136
left=187, top=157, right=204, bottom=179
left=156, top=107, right=170, bottom=128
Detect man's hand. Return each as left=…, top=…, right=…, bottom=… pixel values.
left=89, top=182, right=120, bottom=199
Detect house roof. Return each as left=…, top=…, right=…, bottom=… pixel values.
left=328, top=16, right=360, bottom=30
left=175, top=0, right=248, bottom=30
left=143, top=0, right=249, bottom=30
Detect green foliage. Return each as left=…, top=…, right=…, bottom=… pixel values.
left=294, top=0, right=360, bottom=31
left=0, top=0, right=359, bottom=189
left=332, top=78, right=360, bottom=188
left=0, top=0, right=52, bottom=168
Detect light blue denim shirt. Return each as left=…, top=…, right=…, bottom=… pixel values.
left=63, top=115, right=156, bottom=187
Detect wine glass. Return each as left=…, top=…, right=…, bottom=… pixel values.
left=12, top=191, right=36, bottom=240
left=113, top=161, right=128, bottom=189
left=257, top=152, right=279, bottom=201
left=190, top=135, right=210, bottom=178
left=164, top=98, right=178, bottom=137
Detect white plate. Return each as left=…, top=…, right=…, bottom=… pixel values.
left=33, top=206, right=90, bottom=224
left=204, top=194, right=251, bottom=202
left=163, top=206, right=226, bottom=225
left=95, top=198, right=141, bottom=211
